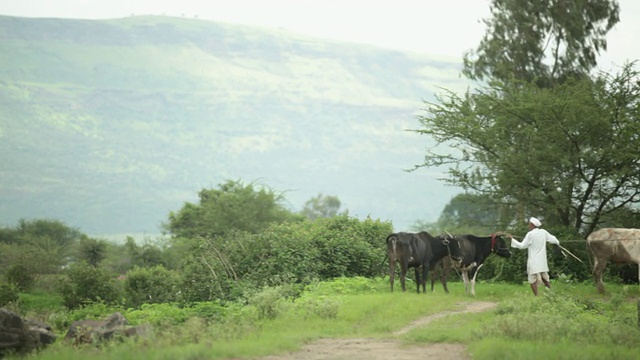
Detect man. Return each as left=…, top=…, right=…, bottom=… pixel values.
left=508, top=217, right=560, bottom=296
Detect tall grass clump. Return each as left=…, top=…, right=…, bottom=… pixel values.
left=484, top=289, right=640, bottom=347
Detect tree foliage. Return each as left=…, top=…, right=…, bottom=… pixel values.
left=417, top=0, right=634, bottom=236
left=166, top=180, right=302, bottom=239
left=56, top=261, right=122, bottom=310
left=124, top=237, right=168, bottom=269
left=431, top=193, right=507, bottom=234
left=301, top=193, right=342, bottom=220
left=178, top=215, right=392, bottom=303
left=463, top=0, right=620, bottom=85
left=0, top=219, right=85, bottom=275
left=77, top=237, right=108, bottom=267
left=416, top=63, right=640, bottom=234
left=123, top=265, right=180, bottom=308
left=8, top=219, right=82, bottom=262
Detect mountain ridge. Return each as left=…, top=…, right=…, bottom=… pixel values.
left=0, top=15, right=466, bottom=235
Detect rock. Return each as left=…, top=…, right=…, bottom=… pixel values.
left=64, top=312, right=152, bottom=344
left=24, top=319, right=57, bottom=346
left=0, top=308, right=57, bottom=356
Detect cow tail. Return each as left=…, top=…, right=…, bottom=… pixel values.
left=386, top=234, right=397, bottom=258
left=392, top=238, right=397, bottom=257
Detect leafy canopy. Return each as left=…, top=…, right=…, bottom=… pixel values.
left=415, top=0, right=637, bottom=234
left=416, top=63, right=640, bottom=234
left=166, top=179, right=302, bottom=239
left=463, top=0, right=620, bottom=85
left=301, top=193, right=342, bottom=220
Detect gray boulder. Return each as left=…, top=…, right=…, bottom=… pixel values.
left=64, top=312, right=152, bottom=344
left=0, top=308, right=57, bottom=356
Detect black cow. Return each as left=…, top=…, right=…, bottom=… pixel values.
left=386, top=231, right=462, bottom=293
left=431, top=233, right=511, bottom=296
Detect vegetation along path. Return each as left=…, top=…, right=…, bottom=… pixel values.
left=260, top=301, right=497, bottom=360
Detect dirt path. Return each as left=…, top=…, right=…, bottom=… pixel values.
left=261, top=301, right=497, bottom=360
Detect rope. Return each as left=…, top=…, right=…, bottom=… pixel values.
left=514, top=239, right=640, bottom=243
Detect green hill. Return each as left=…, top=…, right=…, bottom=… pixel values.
left=0, top=15, right=467, bottom=236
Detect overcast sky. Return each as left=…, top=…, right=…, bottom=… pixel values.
left=1, top=0, right=637, bottom=71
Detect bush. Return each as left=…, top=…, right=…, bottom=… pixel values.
left=178, top=253, right=224, bottom=303
left=176, top=215, right=392, bottom=303
left=294, top=295, right=340, bottom=320
left=5, top=264, right=35, bottom=291
left=0, top=282, right=19, bottom=307
left=56, top=261, right=123, bottom=310
left=123, top=265, right=180, bottom=308
left=488, top=290, right=640, bottom=347
left=236, top=215, right=392, bottom=285
left=247, top=285, right=293, bottom=320
left=47, top=301, right=125, bottom=331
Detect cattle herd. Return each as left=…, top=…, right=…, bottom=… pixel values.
left=387, top=228, right=640, bottom=295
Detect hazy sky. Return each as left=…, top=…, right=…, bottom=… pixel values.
left=1, top=0, right=637, bottom=71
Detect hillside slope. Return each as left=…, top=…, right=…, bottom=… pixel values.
left=0, top=15, right=467, bottom=235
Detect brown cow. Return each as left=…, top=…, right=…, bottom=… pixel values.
left=587, top=228, right=640, bottom=293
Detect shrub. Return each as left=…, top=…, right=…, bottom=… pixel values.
left=247, top=285, right=294, bottom=320
left=123, top=265, right=180, bottom=308
left=5, top=264, right=35, bottom=291
left=0, top=282, right=19, bottom=307
left=178, top=253, right=223, bottom=304
left=176, top=215, right=392, bottom=303
left=488, top=290, right=640, bottom=347
left=48, top=301, right=125, bottom=331
left=56, top=261, right=123, bottom=310
left=294, top=295, right=340, bottom=319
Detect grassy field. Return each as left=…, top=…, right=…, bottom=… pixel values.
left=8, top=278, right=640, bottom=359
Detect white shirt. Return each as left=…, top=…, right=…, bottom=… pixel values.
left=511, top=228, right=560, bottom=274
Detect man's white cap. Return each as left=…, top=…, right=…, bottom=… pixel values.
left=529, top=217, right=542, bottom=227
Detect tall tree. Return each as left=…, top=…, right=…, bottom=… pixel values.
left=463, top=0, right=620, bottom=86
left=17, top=218, right=83, bottom=257
left=77, top=237, right=108, bottom=267
left=301, top=194, right=342, bottom=220
left=414, top=0, right=635, bottom=235
left=166, top=180, right=301, bottom=239
left=415, top=63, right=640, bottom=234
left=435, top=193, right=507, bottom=234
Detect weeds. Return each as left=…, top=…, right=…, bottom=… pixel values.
left=484, top=288, right=640, bottom=347
left=7, top=279, right=640, bottom=360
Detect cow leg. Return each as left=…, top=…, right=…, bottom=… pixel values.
left=400, top=266, right=408, bottom=292
left=400, top=268, right=407, bottom=292
left=414, top=267, right=421, bottom=293
left=429, top=262, right=438, bottom=292
left=400, top=260, right=409, bottom=292
left=430, top=272, right=436, bottom=292
left=441, top=263, right=450, bottom=294
left=462, top=271, right=469, bottom=293
left=470, top=264, right=483, bottom=297
left=414, top=265, right=428, bottom=294
left=421, top=263, right=429, bottom=294
left=592, top=257, right=607, bottom=294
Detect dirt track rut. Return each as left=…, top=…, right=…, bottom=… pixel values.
left=260, top=301, right=497, bottom=360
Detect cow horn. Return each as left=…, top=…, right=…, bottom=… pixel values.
left=445, top=231, right=454, bottom=239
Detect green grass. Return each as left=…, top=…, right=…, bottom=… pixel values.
left=8, top=279, right=640, bottom=360
left=469, top=338, right=640, bottom=360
